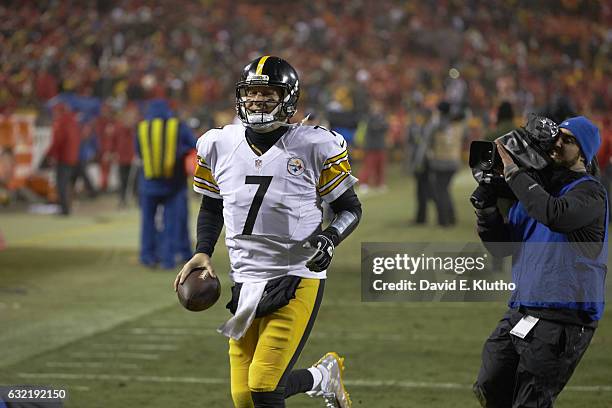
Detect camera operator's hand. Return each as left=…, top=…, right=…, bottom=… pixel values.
left=495, top=140, right=520, bottom=181
left=470, top=184, right=497, bottom=210
left=495, top=140, right=514, bottom=167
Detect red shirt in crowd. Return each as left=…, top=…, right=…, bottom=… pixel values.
left=95, top=115, right=115, bottom=155
left=47, top=105, right=80, bottom=165
left=35, top=71, right=58, bottom=101
left=597, top=125, right=611, bottom=172
left=112, top=122, right=135, bottom=165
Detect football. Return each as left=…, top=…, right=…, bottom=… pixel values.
left=177, top=268, right=221, bottom=312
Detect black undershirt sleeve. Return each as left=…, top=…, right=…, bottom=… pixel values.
left=329, top=186, right=362, bottom=216
left=195, top=195, right=224, bottom=256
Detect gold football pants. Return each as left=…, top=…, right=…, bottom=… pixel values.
left=229, top=278, right=324, bottom=408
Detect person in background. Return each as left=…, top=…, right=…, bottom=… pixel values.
left=486, top=101, right=515, bottom=142
left=135, top=99, right=196, bottom=269
left=358, top=100, right=389, bottom=193
left=597, top=117, right=611, bottom=223
left=406, top=109, right=432, bottom=225
left=95, top=102, right=115, bottom=192
left=113, top=104, right=137, bottom=208
left=427, top=101, right=465, bottom=227
left=71, top=118, right=98, bottom=199
left=46, top=102, right=80, bottom=215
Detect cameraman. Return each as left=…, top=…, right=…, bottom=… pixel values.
left=472, top=116, right=608, bottom=407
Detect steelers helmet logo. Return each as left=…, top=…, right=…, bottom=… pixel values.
left=287, top=157, right=305, bottom=176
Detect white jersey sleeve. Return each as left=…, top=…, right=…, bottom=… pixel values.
left=193, top=130, right=222, bottom=199
left=314, top=127, right=358, bottom=202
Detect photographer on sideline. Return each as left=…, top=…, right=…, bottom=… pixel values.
left=471, top=116, right=608, bottom=407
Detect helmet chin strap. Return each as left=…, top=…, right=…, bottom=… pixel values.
left=248, top=119, right=288, bottom=133
left=244, top=101, right=289, bottom=132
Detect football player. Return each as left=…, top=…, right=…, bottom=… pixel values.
left=174, top=56, right=362, bottom=408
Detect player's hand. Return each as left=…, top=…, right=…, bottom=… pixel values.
left=174, top=253, right=216, bottom=291
left=303, top=234, right=334, bottom=272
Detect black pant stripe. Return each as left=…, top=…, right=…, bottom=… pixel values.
left=276, top=279, right=325, bottom=390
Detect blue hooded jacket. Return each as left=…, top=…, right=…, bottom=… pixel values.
left=136, top=99, right=196, bottom=195
left=508, top=175, right=608, bottom=321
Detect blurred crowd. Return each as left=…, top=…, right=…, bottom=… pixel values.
left=0, top=0, right=610, bottom=223
left=2, top=1, right=611, bottom=121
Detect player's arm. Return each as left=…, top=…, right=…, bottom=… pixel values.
left=324, top=187, right=362, bottom=245
left=196, top=195, right=224, bottom=256
left=304, top=187, right=362, bottom=272
left=305, top=128, right=360, bottom=272
left=174, top=196, right=224, bottom=290
left=175, top=133, right=223, bottom=290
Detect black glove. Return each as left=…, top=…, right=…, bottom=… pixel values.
left=303, top=234, right=335, bottom=272
left=470, top=184, right=497, bottom=210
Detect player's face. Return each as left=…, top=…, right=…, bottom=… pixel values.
left=550, top=129, right=582, bottom=167
left=244, top=86, right=282, bottom=114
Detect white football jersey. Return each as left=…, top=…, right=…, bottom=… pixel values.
left=193, top=124, right=357, bottom=283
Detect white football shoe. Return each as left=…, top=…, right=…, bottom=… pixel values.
left=307, top=352, right=352, bottom=408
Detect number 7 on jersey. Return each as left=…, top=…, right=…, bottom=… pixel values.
left=242, top=176, right=273, bottom=235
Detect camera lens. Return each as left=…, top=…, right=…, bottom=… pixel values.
left=469, top=141, right=497, bottom=171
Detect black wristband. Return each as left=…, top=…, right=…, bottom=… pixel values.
left=321, top=227, right=340, bottom=247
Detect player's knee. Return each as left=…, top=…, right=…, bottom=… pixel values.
left=247, top=379, right=278, bottom=394
left=472, top=382, right=487, bottom=407
left=250, top=389, right=285, bottom=408
left=229, top=347, right=252, bottom=369
left=248, top=365, right=281, bottom=394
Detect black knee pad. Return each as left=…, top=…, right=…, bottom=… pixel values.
left=251, top=389, right=285, bottom=408
left=473, top=382, right=487, bottom=407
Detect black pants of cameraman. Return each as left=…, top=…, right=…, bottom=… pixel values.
left=473, top=309, right=594, bottom=408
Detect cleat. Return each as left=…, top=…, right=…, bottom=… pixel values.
left=309, top=352, right=352, bottom=408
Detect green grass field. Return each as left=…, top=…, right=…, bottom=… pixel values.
left=1, top=167, right=611, bottom=407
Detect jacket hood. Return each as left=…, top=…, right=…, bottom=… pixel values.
left=145, top=99, right=173, bottom=120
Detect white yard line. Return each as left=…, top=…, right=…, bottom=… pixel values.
left=46, top=362, right=140, bottom=369
left=90, top=343, right=178, bottom=351
left=129, top=327, right=206, bottom=335
left=117, top=328, right=459, bottom=343
left=16, top=372, right=612, bottom=393
left=322, top=300, right=501, bottom=309
left=149, top=320, right=213, bottom=327
left=70, top=352, right=160, bottom=360
left=110, top=334, right=187, bottom=342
